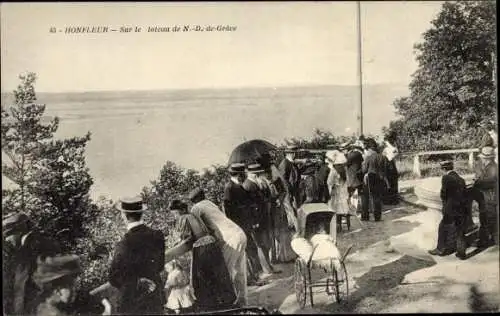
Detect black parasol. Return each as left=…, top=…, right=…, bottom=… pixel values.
left=228, top=139, right=277, bottom=166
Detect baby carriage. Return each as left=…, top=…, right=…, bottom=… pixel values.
left=290, top=203, right=353, bottom=308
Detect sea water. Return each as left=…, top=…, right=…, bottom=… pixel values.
left=1, top=84, right=406, bottom=200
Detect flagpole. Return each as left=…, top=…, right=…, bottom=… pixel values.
left=356, top=1, right=364, bottom=137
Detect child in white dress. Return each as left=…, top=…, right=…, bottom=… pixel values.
left=164, top=259, right=196, bottom=314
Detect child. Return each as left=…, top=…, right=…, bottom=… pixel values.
left=310, top=222, right=342, bottom=272
left=164, top=259, right=195, bottom=314
left=290, top=222, right=342, bottom=272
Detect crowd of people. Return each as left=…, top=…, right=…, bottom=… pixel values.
left=10, top=130, right=498, bottom=315
left=3, top=135, right=405, bottom=315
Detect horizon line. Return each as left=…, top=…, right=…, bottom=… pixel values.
left=1, top=81, right=409, bottom=95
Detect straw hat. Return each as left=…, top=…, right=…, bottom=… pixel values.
left=228, top=162, right=246, bottom=174
left=247, top=163, right=265, bottom=173
left=115, top=196, right=147, bottom=213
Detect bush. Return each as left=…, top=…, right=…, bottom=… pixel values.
left=396, top=156, right=474, bottom=181
left=1, top=73, right=95, bottom=251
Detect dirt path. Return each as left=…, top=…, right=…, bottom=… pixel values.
left=247, top=199, right=426, bottom=312
left=247, top=197, right=499, bottom=314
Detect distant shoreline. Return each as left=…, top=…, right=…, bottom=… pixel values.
left=1, top=82, right=409, bottom=96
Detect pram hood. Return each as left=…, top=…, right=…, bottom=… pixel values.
left=296, top=203, right=335, bottom=239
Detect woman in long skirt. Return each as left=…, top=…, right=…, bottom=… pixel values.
left=165, top=200, right=236, bottom=312
left=382, top=139, right=400, bottom=205
left=269, top=164, right=297, bottom=263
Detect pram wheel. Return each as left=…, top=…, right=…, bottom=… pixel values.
left=294, top=259, right=307, bottom=308
left=333, top=261, right=349, bottom=303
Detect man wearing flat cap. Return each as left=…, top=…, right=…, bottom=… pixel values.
left=109, top=196, right=165, bottom=314
left=32, top=254, right=82, bottom=316
left=428, top=161, right=468, bottom=259
left=33, top=254, right=111, bottom=316
left=3, top=212, right=61, bottom=315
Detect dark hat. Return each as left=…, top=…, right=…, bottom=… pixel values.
left=228, top=162, right=246, bottom=173
left=168, top=199, right=188, bottom=211
left=439, top=160, right=454, bottom=170
left=32, top=255, right=81, bottom=287
left=2, top=213, right=30, bottom=237
left=365, top=138, right=378, bottom=150
left=247, top=163, right=264, bottom=173
left=115, top=196, right=147, bottom=213
left=284, top=145, right=298, bottom=153
left=188, top=187, right=205, bottom=202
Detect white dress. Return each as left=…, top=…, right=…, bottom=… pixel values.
left=165, top=269, right=196, bottom=310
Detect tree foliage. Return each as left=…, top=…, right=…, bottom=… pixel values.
left=141, top=161, right=228, bottom=214
left=386, top=1, right=496, bottom=151
left=1, top=73, right=95, bottom=250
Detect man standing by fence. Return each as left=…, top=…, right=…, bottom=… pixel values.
left=473, top=147, right=498, bottom=248
left=428, top=161, right=468, bottom=259
left=479, top=120, right=498, bottom=163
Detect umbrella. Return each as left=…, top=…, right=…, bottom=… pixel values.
left=228, top=139, right=277, bottom=166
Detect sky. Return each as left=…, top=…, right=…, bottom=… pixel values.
left=1, top=1, right=444, bottom=93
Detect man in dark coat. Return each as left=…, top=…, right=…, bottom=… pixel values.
left=315, top=154, right=331, bottom=203
left=361, top=138, right=388, bottom=221
left=472, top=147, right=498, bottom=247
left=428, top=161, right=468, bottom=259
left=243, top=163, right=278, bottom=279
left=278, top=145, right=301, bottom=211
left=223, top=163, right=266, bottom=286
left=3, top=212, right=61, bottom=315
left=223, top=163, right=251, bottom=229
left=109, top=196, right=165, bottom=315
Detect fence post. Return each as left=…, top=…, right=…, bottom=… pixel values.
left=468, top=151, right=475, bottom=169
left=413, top=154, right=421, bottom=178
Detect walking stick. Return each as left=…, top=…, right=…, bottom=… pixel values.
left=367, top=174, right=375, bottom=217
